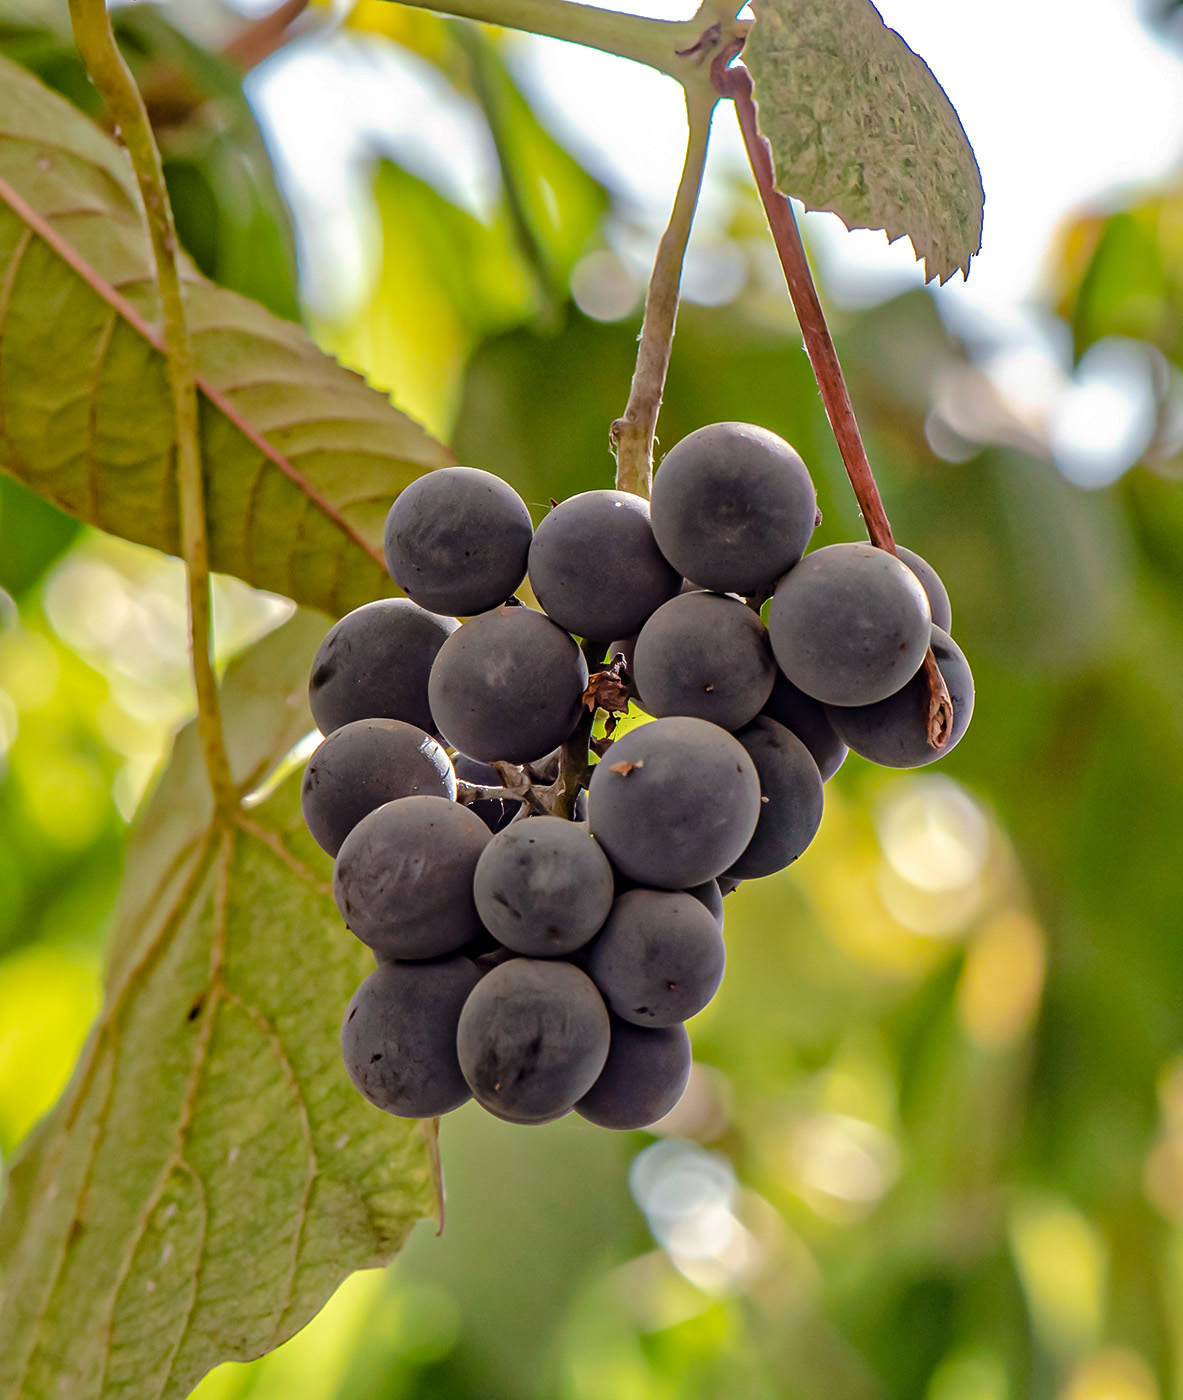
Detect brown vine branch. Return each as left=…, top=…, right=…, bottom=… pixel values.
left=222, top=0, right=313, bottom=71
left=611, top=87, right=716, bottom=499
left=68, top=0, right=236, bottom=807
left=714, top=57, right=952, bottom=751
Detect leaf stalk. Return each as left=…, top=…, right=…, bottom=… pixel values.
left=68, top=0, right=237, bottom=808
left=611, top=88, right=715, bottom=499
left=715, top=58, right=953, bottom=750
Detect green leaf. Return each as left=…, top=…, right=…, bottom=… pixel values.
left=0, top=53, right=450, bottom=618
left=744, top=0, right=984, bottom=283
left=0, top=614, right=437, bottom=1400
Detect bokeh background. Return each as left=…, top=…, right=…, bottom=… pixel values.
left=3, top=1, right=1183, bottom=1397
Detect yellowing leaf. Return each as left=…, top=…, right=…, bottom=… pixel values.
left=0, top=615, right=437, bottom=1400
left=0, top=54, right=450, bottom=618
left=744, top=0, right=984, bottom=283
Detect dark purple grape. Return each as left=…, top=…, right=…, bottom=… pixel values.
left=528, top=491, right=680, bottom=640
left=587, top=889, right=725, bottom=1027
left=768, top=543, right=932, bottom=706
left=383, top=466, right=533, bottom=616
left=650, top=422, right=817, bottom=593
left=587, top=717, right=761, bottom=889
left=826, top=626, right=974, bottom=767
left=456, top=959, right=610, bottom=1123
left=897, top=546, right=952, bottom=632
left=473, top=816, right=614, bottom=956
left=308, top=599, right=457, bottom=738
left=762, top=670, right=848, bottom=781
left=687, top=879, right=724, bottom=929
left=428, top=605, right=588, bottom=764
left=727, top=716, right=823, bottom=879
left=453, top=752, right=516, bottom=833
left=632, top=592, right=776, bottom=731
left=576, top=1019, right=691, bottom=1130
left=341, top=956, right=480, bottom=1117
left=333, top=795, right=490, bottom=960
left=301, top=719, right=456, bottom=857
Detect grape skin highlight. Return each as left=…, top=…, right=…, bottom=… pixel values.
left=587, top=889, right=725, bottom=1027
left=587, top=717, right=762, bottom=889
left=333, top=795, right=490, bottom=960
left=457, top=959, right=611, bottom=1123
left=308, top=599, right=457, bottom=738
left=528, top=490, right=680, bottom=641
left=632, top=591, right=776, bottom=731
left=301, top=719, right=456, bottom=857
left=428, top=605, right=589, bottom=764
left=341, top=957, right=481, bottom=1118
left=383, top=466, right=533, bottom=616
left=650, top=422, right=817, bottom=593
left=576, top=1019, right=692, bottom=1130
left=473, top=816, right=615, bottom=956
left=768, top=542, right=932, bottom=706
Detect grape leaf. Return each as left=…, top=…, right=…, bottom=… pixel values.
left=0, top=53, right=450, bottom=618
left=743, top=0, right=984, bottom=283
left=0, top=614, right=438, bottom=1400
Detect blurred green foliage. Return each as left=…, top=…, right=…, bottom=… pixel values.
left=3, top=4, right=1183, bottom=1400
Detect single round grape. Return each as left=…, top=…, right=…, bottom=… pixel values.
left=588, top=717, right=761, bottom=889
left=768, top=543, right=932, bottom=706
left=456, top=958, right=610, bottom=1123
left=727, top=716, right=823, bottom=879
left=429, top=605, right=588, bottom=764
left=341, top=956, right=481, bottom=1118
left=453, top=752, right=516, bottom=833
left=528, top=491, right=681, bottom=641
left=333, top=795, right=490, bottom=959
left=383, top=466, right=533, bottom=616
left=650, top=422, right=817, bottom=593
left=587, top=889, right=725, bottom=1027
left=762, top=670, right=848, bottom=782
left=473, top=816, right=614, bottom=956
left=301, top=719, right=456, bottom=857
left=826, top=626, right=974, bottom=767
left=897, top=546, right=952, bottom=632
left=308, top=599, right=457, bottom=738
left=576, top=1019, right=691, bottom=1130
left=632, top=592, right=776, bottom=731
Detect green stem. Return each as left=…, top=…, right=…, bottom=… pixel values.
left=611, top=88, right=715, bottom=499
left=380, top=0, right=727, bottom=85
left=68, top=0, right=235, bottom=812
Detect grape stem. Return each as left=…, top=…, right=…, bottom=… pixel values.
left=67, top=0, right=237, bottom=808
left=714, top=56, right=953, bottom=751
left=611, top=89, right=715, bottom=499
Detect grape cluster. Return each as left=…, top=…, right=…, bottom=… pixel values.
left=302, top=423, right=974, bottom=1131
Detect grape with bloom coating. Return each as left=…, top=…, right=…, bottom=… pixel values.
left=650, top=422, right=817, bottom=593
left=341, top=957, right=480, bottom=1117
left=308, top=599, right=457, bottom=737
left=333, top=795, right=490, bottom=960
left=473, top=816, right=614, bottom=956
left=383, top=466, right=533, bottom=615
left=301, top=719, right=455, bottom=857
left=762, top=670, right=847, bottom=781
left=768, top=543, right=932, bottom=706
left=528, top=491, right=680, bottom=640
left=429, top=605, right=588, bottom=763
left=826, top=626, right=974, bottom=767
left=457, top=958, right=610, bottom=1123
left=587, top=889, right=725, bottom=1027
left=897, top=546, right=952, bottom=632
left=727, top=716, right=823, bottom=879
left=588, top=717, right=761, bottom=889
left=632, top=591, right=776, bottom=731
left=576, top=1019, right=691, bottom=1130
